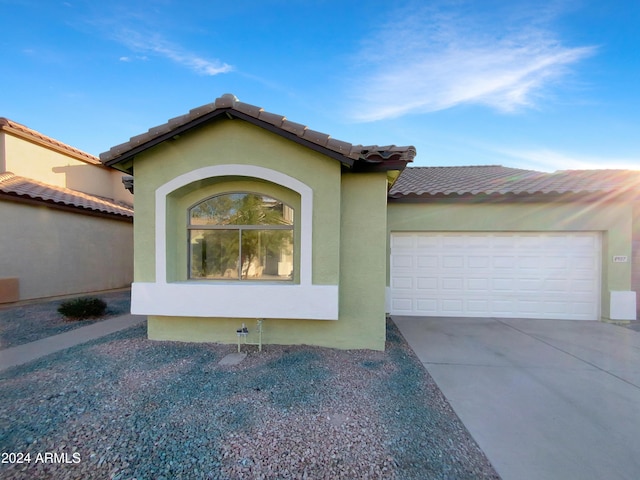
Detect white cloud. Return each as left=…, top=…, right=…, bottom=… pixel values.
left=348, top=1, right=596, bottom=121
left=114, top=29, right=232, bottom=76
left=499, top=148, right=640, bottom=172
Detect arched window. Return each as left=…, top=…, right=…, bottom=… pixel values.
left=188, top=193, right=294, bottom=281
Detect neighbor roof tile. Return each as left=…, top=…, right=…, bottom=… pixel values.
left=0, top=172, right=133, bottom=218
left=0, top=118, right=100, bottom=164
left=389, top=166, right=640, bottom=199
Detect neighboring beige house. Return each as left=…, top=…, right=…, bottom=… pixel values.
left=0, top=118, right=134, bottom=303
left=100, top=94, right=639, bottom=351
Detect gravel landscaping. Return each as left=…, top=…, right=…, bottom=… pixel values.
left=0, top=290, right=131, bottom=350
left=1, top=304, right=499, bottom=480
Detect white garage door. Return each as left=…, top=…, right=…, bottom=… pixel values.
left=390, top=232, right=601, bottom=320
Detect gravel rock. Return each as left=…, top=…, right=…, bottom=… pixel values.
left=0, top=313, right=499, bottom=479
left=0, top=290, right=131, bottom=349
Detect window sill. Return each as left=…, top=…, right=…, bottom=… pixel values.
left=184, top=279, right=295, bottom=285
left=131, top=282, right=338, bottom=320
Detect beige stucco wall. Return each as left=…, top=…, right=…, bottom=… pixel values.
left=1, top=131, right=133, bottom=205
left=133, top=118, right=390, bottom=349
left=387, top=199, right=635, bottom=320
left=0, top=200, right=133, bottom=301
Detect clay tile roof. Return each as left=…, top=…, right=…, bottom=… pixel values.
left=389, top=166, right=640, bottom=199
left=0, top=118, right=100, bottom=165
left=0, top=172, right=133, bottom=218
left=100, top=94, right=416, bottom=171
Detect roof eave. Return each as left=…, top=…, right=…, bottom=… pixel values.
left=0, top=118, right=101, bottom=166
left=101, top=108, right=359, bottom=169
left=387, top=190, right=636, bottom=203
left=0, top=191, right=133, bottom=222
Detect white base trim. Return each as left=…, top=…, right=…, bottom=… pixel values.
left=610, top=291, right=637, bottom=320
left=385, top=286, right=391, bottom=314
left=131, top=282, right=339, bottom=320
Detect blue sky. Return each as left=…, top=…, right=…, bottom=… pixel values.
left=1, top=0, right=639, bottom=171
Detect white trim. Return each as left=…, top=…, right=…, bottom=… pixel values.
left=155, top=164, right=313, bottom=285
left=132, top=282, right=338, bottom=320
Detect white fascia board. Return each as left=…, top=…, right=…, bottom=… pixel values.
left=131, top=282, right=338, bottom=320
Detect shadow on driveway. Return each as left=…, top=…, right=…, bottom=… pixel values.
left=393, top=316, right=640, bottom=480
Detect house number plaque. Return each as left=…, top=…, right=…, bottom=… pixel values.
left=613, top=256, right=628, bottom=263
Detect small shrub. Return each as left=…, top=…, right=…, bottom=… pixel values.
left=58, top=297, right=107, bottom=320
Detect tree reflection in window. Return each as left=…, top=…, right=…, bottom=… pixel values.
left=189, top=193, right=294, bottom=281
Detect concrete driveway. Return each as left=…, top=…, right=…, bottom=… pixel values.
left=393, top=316, right=640, bottom=480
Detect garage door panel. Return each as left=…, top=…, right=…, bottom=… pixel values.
left=391, top=255, right=413, bottom=268
left=391, top=297, right=412, bottom=313
left=416, top=277, right=437, bottom=290
left=573, top=279, right=597, bottom=293
left=416, top=298, right=438, bottom=313
left=515, top=278, right=542, bottom=291
left=467, top=278, right=490, bottom=291
left=442, top=256, right=464, bottom=268
left=494, top=256, right=516, bottom=268
left=442, top=277, right=464, bottom=291
left=544, top=279, right=571, bottom=292
left=469, top=256, right=491, bottom=268
left=492, top=299, right=516, bottom=313
left=442, top=299, right=464, bottom=313
left=416, top=235, right=439, bottom=248
left=441, top=235, right=467, bottom=248
left=467, top=299, right=490, bottom=314
left=391, top=234, right=415, bottom=248
left=417, top=255, right=438, bottom=268
left=392, top=276, right=413, bottom=289
left=390, top=232, right=600, bottom=320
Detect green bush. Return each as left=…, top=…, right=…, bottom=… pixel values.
left=58, top=297, right=107, bottom=320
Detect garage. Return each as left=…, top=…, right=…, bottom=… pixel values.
left=389, top=232, right=601, bottom=320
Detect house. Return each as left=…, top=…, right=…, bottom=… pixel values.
left=100, top=94, right=639, bottom=350
left=0, top=118, right=134, bottom=303
left=387, top=167, right=640, bottom=322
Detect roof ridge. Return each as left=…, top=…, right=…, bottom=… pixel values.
left=0, top=117, right=100, bottom=165
left=100, top=94, right=416, bottom=170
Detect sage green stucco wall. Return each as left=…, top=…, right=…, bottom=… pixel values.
left=134, top=118, right=389, bottom=349
left=132, top=119, right=341, bottom=285
left=387, top=200, right=635, bottom=319
left=148, top=171, right=389, bottom=350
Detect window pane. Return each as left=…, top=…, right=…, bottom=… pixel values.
left=190, top=193, right=293, bottom=226
left=240, top=230, right=293, bottom=280
left=190, top=230, right=239, bottom=279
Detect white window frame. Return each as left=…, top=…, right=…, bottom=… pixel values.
left=187, top=191, right=295, bottom=281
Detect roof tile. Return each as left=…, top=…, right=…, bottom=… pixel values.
left=0, top=118, right=100, bottom=164
left=0, top=172, right=133, bottom=218
left=325, top=137, right=352, bottom=154
left=302, top=129, right=330, bottom=147
left=257, top=110, right=285, bottom=126
left=215, top=93, right=237, bottom=108
left=100, top=94, right=416, bottom=170
left=189, top=103, right=217, bottom=117
left=389, top=166, right=640, bottom=198
left=234, top=102, right=263, bottom=117
left=280, top=119, right=307, bottom=137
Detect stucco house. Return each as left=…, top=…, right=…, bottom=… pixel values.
left=100, top=94, right=639, bottom=350
left=0, top=118, right=134, bottom=303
